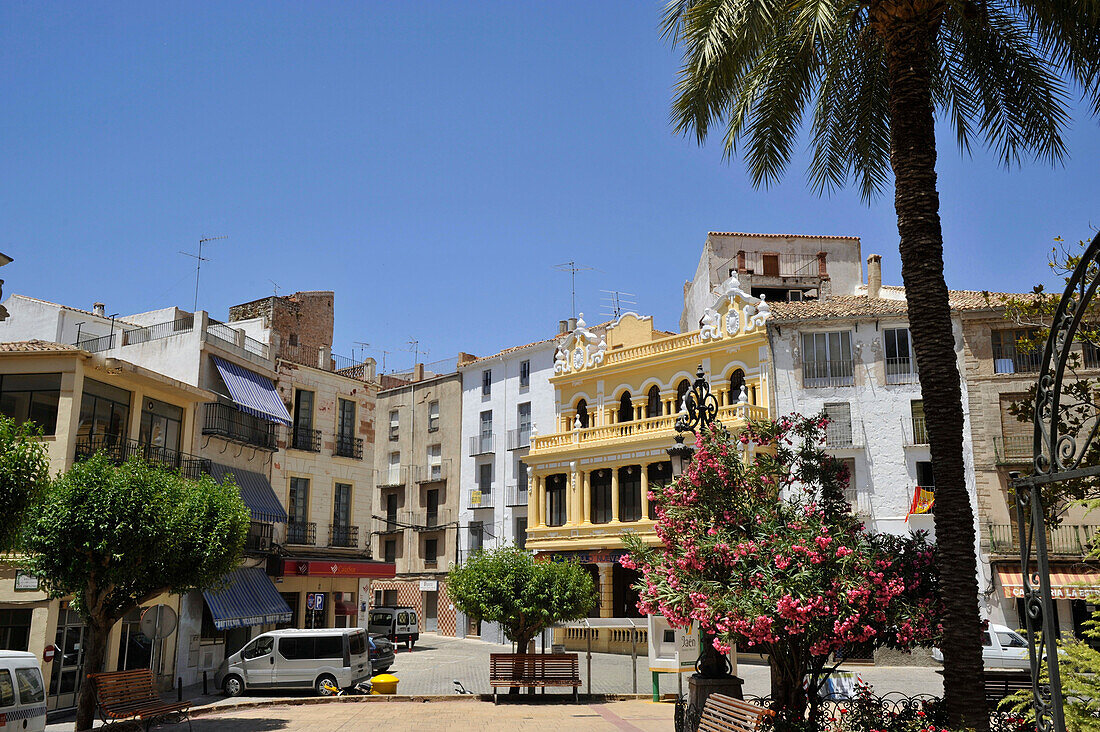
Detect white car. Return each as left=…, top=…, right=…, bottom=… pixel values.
left=0, top=651, right=47, bottom=732
left=932, top=623, right=1030, bottom=669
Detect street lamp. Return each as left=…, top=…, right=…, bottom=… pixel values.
left=665, top=365, right=734, bottom=684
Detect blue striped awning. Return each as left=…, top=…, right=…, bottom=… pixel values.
left=212, top=356, right=292, bottom=426
left=202, top=567, right=292, bottom=631
left=208, top=463, right=287, bottom=524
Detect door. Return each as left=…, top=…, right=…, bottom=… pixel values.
left=238, top=635, right=276, bottom=688
left=980, top=630, right=997, bottom=667
left=275, top=636, right=315, bottom=688
left=14, top=665, right=46, bottom=732
left=423, top=592, right=438, bottom=632
left=48, top=608, right=86, bottom=712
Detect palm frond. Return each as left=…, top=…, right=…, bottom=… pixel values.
left=1010, top=0, right=1100, bottom=116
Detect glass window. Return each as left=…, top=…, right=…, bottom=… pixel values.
left=333, top=483, right=351, bottom=527
left=78, top=378, right=131, bottom=440
left=427, top=401, right=439, bottom=432
left=646, top=386, right=661, bottom=418
left=998, top=631, right=1027, bottom=648
left=139, top=398, right=183, bottom=454
left=478, top=462, right=492, bottom=494
left=0, top=670, right=13, bottom=707
left=591, top=470, right=612, bottom=524
left=337, top=398, right=355, bottom=442
left=801, top=331, right=854, bottom=386
left=348, top=631, right=366, bottom=656
left=425, top=538, right=438, bottom=562
left=386, top=452, right=401, bottom=484
left=618, top=466, right=642, bottom=522
left=519, top=360, right=530, bottom=388
left=618, top=392, right=633, bottom=423
left=469, top=521, right=484, bottom=552
left=15, top=667, right=44, bottom=704
left=547, top=474, right=567, bottom=526
left=517, top=459, right=528, bottom=494
left=916, top=461, right=935, bottom=488
left=884, top=328, right=917, bottom=382
left=289, top=477, right=310, bottom=523
left=517, top=402, right=531, bottom=433
left=242, top=636, right=274, bottom=659
left=0, top=373, right=62, bottom=435
left=294, top=390, right=314, bottom=432
left=315, top=635, right=343, bottom=659
left=0, top=609, right=32, bottom=651
left=389, top=410, right=399, bottom=441
left=575, top=399, right=589, bottom=428
left=992, top=329, right=1041, bottom=373
left=384, top=540, right=396, bottom=563
left=982, top=632, right=993, bottom=647
left=482, top=369, right=492, bottom=396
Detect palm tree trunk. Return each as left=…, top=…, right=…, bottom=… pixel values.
left=876, top=2, right=988, bottom=730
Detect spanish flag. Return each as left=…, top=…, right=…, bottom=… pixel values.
left=906, top=486, right=934, bottom=520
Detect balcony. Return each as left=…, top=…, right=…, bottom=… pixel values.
left=125, top=315, right=195, bottom=345
left=885, top=357, right=919, bottom=385
left=333, top=434, right=364, bottom=460
left=416, top=462, right=448, bottom=484
left=290, top=427, right=321, bottom=452
left=286, top=521, right=317, bottom=546
left=506, top=483, right=529, bottom=507
left=740, top=251, right=821, bottom=278
left=508, top=428, right=532, bottom=451
left=994, top=435, right=1032, bottom=465
left=329, top=523, right=359, bottom=549
left=992, top=345, right=1041, bottom=374
left=531, top=402, right=769, bottom=454
left=378, top=466, right=408, bottom=488
left=411, top=508, right=453, bottom=531
left=469, top=435, right=496, bottom=456
left=468, top=488, right=497, bottom=510
left=824, top=420, right=862, bottom=449
left=206, top=318, right=269, bottom=359
left=904, top=416, right=929, bottom=446
left=203, top=402, right=277, bottom=450
left=803, top=360, right=855, bottom=388
left=75, top=435, right=211, bottom=480
left=374, top=515, right=404, bottom=534
left=75, top=332, right=117, bottom=353
left=244, top=521, right=274, bottom=553
left=987, top=523, right=1097, bottom=557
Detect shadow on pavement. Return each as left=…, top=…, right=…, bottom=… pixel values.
left=191, top=719, right=289, bottom=731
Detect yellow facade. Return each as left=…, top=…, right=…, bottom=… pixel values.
left=524, top=279, right=771, bottom=618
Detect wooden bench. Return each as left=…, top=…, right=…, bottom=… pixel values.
left=489, top=653, right=581, bottom=704
left=698, top=694, right=771, bottom=732
left=88, top=668, right=191, bottom=730
left=984, top=670, right=1033, bottom=704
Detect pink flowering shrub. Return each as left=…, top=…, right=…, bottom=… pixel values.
left=621, top=415, right=943, bottom=717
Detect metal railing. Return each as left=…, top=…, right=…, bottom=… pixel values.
left=741, top=251, right=819, bottom=277
left=75, top=333, right=116, bottom=353
left=992, top=345, right=1041, bottom=374
left=416, top=462, right=448, bottom=483
left=290, top=427, right=321, bottom=452
left=824, top=420, right=861, bottom=448
left=328, top=523, right=359, bottom=548
left=468, top=488, right=497, bottom=509
left=909, top=415, right=929, bottom=445
left=286, top=521, right=316, bottom=545
left=469, top=435, right=496, bottom=456
left=125, top=315, right=195, bottom=345
left=205, top=319, right=270, bottom=359
left=506, top=483, right=529, bottom=507
left=74, top=435, right=210, bottom=480
left=378, top=466, right=408, bottom=487
left=202, top=402, right=277, bottom=450
left=987, top=523, right=1097, bottom=556
left=803, top=360, right=855, bottom=387
left=885, top=356, right=919, bottom=384
left=245, top=521, right=274, bottom=553
left=508, top=428, right=532, bottom=450
left=994, top=435, right=1032, bottom=464
left=333, top=434, right=363, bottom=459
left=411, top=508, right=453, bottom=531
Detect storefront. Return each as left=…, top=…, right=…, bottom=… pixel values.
left=269, top=558, right=395, bottom=632
left=996, top=563, right=1100, bottom=649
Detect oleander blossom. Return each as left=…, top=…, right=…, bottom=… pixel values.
left=621, top=415, right=943, bottom=719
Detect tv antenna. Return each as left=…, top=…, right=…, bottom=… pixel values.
left=554, top=261, right=597, bottom=318
left=404, top=338, right=427, bottom=365
left=353, top=341, right=371, bottom=363
left=600, top=289, right=637, bottom=320
left=179, top=236, right=227, bottom=311
left=269, top=280, right=280, bottom=296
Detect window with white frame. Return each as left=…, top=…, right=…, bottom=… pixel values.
left=824, top=403, right=855, bottom=447
left=517, top=402, right=531, bottom=447
left=389, top=410, right=399, bottom=441
left=839, top=457, right=858, bottom=511
left=802, top=331, right=854, bottom=387
left=884, top=328, right=918, bottom=383
left=386, top=451, right=401, bottom=485
left=427, top=400, right=439, bottom=432
left=482, top=369, right=492, bottom=396
left=516, top=458, right=528, bottom=496
left=427, top=444, right=442, bottom=481
left=519, top=360, right=530, bottom=388
left=479, top=410, right=493, bottom=453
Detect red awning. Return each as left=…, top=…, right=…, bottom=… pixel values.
left=997, top=565, right=1100, bottom=599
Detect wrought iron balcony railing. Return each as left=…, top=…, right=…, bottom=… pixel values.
left=987, top=523, right=1097, bottom=557
left=203, top=402, right=277, bottom=450
left=75, top=435, right=210, bottom=480
left=508, top=428, right=532, bottom=451
left=333, top=434, right=363, bottom=459
left=824, top=421, right=862, bottom=449
left=906, top=415, right=929, bottom=446
left=885, top=357, right=919, bottom=385
left=994, top=435, right=1032, bottom=464
left=468, top=488, right=497, bottom=509
left=506, top=483, right=529, bottom=507
left=802, top=360, right=855, bottom=388
left=469, top=435, right=496, bottom=456
left=286, top=521, right=316, bottom=546
left=290, top=427, right=321, bottom=452
left=992, top=345, right=1042, bottom=374
left=328, top=523, right=359, bottom=549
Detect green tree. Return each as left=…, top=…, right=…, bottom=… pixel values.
left=23, top=454, right=250, bottom=731
left=0, top=415, right=50, bottom=552
left=447, top=545, right=597, bottom=654
left=660, top=3, right=1100, bottom=727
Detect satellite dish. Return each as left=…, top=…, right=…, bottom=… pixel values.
left=140, top=605, right=178, bottom=640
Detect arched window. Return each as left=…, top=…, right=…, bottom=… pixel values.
left=576, top=399, right=589, bottom=429
left=618, top=392, right=634, bottom=423
left=675, top=379, right=690, bottom=413
left=730, top=369, right=746, bottom=403
left=645, top=386, right=661, bottom=418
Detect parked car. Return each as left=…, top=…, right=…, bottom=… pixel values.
left=216, top=627, right=372, bottom=697
left=367, top=607, right=420, bottom=649
left=932, top=623, right=1029, bottom=669
left=0, top=651, right=46, bottom=732
left=369, top=634, right=394, bottom=673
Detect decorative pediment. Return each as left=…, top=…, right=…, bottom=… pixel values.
left=700, top=273, right=771, bottom=341
left=553, top=314, right=607, bottom=375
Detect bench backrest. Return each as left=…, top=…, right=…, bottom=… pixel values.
left=489, top=653, right=579, bottom=680
left=699, top=694, right=770, bottom=732
left=89, top=669, right=159, bottom=709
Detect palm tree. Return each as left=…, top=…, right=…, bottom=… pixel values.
left=661, top=1, right=1100, bottom=728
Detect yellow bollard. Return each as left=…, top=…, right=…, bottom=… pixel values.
left=370, top=673, right=399, bottom=695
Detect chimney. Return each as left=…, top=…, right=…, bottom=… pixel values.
left=93, top=302, right=106, bottom=317
left=559, top=320, right=568, bottom=335
left=867, top=254, right=882, bottom=299
left=567, top=317, right=577, bottom=331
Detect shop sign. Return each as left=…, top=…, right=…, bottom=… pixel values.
left=283, top=560, right=396, bottom=578
left=14, top=570, right=39, bottom=592
left=419, top=580, right=437, bottom=591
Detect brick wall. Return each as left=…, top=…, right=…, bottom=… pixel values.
left=369, top=579, right=456, bottom=636
left=229, top=291, right=335, bottom=349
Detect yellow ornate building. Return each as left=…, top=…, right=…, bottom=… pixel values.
left=524, top=276, right=771, bottom=618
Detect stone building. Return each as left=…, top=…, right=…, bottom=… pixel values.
left=370, top=357, right=473, bottom=637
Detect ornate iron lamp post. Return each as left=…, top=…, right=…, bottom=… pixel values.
left=668, top=365, right=735, bottom=684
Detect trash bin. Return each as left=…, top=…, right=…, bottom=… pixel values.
left=370, top=673, right=398, bottom=695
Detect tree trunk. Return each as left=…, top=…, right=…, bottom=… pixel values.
left=875, top=2, right=988, bottom=730
left=74, top=617, right=110, bottom=731
left=769, top=653, right=806, bottom=718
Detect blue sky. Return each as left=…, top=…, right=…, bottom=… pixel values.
left=2, top=2, right=1097, bottom=371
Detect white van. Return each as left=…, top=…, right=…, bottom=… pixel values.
left=215, top=628, right=371, bottom=697
left=932, top=623, right=1030, bottom=669
left=0, top=651, right=47, bottom=732
left=367, top=607, right=420, bottom=649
